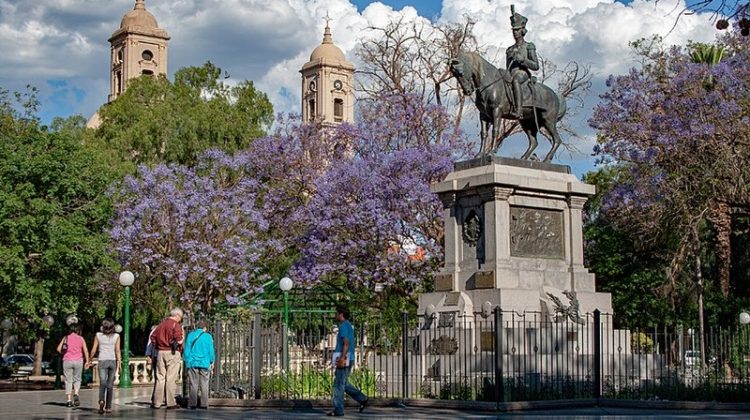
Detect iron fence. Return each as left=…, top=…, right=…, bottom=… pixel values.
left=210, top=309, right=750, bottom=403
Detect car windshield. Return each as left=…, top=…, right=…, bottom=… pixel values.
left=7, top=355, right=33, bottom=363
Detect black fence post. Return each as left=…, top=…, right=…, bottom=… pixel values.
left=253, top=312, right=262, bottom=399
left=593, top=309, right=602, bottom=400
left=401, top=311, right=409, bottom=401
left=213, top=320, right=222, bottom=392
left=494, top=306, right=504, bottom=408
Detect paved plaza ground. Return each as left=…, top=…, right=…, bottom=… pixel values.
left=1, top=387, right=749, bottom=419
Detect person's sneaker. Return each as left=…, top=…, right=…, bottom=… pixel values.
left=326, top=412, right=344, bottom=417
left=73, top=394, right=80, bottom=407
left=104, top=408, right=112, bottom=414
left=359, top=397, right=369, bottom=413
left=66, top=401, right=73, bottom=408
left=98, top=400, right=105, bottom=414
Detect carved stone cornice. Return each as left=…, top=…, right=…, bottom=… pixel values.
left=478, top=186, right=514, bottom=203
left=567, top=196, right=588, bottom=210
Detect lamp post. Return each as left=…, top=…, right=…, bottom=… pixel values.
left=118, top=270, right=135, bottom=388
left=279, top=276, right=293, bottom=371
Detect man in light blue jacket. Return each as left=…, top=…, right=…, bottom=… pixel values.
left=183, top=320, right=215, bottom=409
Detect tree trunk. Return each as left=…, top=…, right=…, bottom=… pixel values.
left=33, top=336, right=45, bottom=376
left=711, top=201, right=732, bottom=297
left=696, top=250, right=706, bottom=372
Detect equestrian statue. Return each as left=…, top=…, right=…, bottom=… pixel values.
left=449, top=5, right=566, bottom=162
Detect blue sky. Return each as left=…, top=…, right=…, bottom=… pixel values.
left=352, top=0, right=443, bottom=18
left=353, top=0, right=637, bottom=16
left=0, top=0, right=717, bottom=176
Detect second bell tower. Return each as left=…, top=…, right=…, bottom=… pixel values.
left=300, top=19, right=355, bottom=125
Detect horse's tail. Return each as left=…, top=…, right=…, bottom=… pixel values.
left=556, top=92, right=567, bottom=122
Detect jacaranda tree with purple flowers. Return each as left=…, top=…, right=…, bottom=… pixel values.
left=292, top=94, right=469, bottom=306
left=589, top=34, right=750, bottom=319
left=109, top=93, right=469, bottom=318
left=109, top=155, right=284, bottom=316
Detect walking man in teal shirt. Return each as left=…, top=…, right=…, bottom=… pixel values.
left=328, top=305, right=368, bottom=416
left=184, top=320, right=215, bottom=409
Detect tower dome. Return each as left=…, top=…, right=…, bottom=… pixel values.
left=309, top=25, right=346, bottom=62
left=120, top=0, right=158, bottom=29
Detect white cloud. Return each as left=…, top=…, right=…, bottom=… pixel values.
left=0, top=0, right=719, bottom=174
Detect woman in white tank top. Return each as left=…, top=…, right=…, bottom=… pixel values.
left=89, top=318, right=121, bottom=414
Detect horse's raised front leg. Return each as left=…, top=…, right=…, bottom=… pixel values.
left=519, top=117, right=538, bottom=160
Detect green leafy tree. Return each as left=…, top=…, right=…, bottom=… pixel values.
left=0, top=87, right=118, bottom=373
left=588, top=34, right=750, bottom=368
left=583, top=167, right=676, bottom=327
left=96, top=61, right=274, bottom=165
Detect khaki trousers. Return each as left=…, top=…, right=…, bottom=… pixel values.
left=152, top=350, right=181, bottom=407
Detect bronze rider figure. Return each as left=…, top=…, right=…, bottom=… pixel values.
left=505, top=5, right=539, bottom=119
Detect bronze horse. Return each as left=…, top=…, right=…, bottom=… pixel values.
left=449, top=51, right=566, bottom=162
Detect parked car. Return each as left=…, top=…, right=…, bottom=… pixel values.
left=4, top=354, right=53, bottom=375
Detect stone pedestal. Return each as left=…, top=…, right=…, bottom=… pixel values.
left=418, top=157, right=612, bottom=320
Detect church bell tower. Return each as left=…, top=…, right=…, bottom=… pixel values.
left=108, top=0, right=169, bottom=102
left=300, top=19, right=355, bottom=125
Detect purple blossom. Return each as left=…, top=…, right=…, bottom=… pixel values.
left=589, top=35, right=750, bottom=237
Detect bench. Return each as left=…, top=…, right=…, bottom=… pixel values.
left=10, top=372, right=30, bottom=381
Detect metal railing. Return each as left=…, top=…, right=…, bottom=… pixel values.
left=210, top=310, right=750, bottom=403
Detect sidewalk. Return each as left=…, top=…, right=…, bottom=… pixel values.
left=1, top=388, right=749, bottom=419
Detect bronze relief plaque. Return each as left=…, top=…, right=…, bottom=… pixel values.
left=462, top=209, right=482, bottom=247
left=435, top=274, right=453, bottom=291
left=444, top=292, right=460, bottom=306
left=431, top=335, right=459, bottom=355
left=510, top=206, right=564, bottom=259
left=474, top=270, right=495, bottom=289
left=480, top=331, right=494, bottom=352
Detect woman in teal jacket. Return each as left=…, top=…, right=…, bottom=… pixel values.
left=183, top=320, right=215, bottom=409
